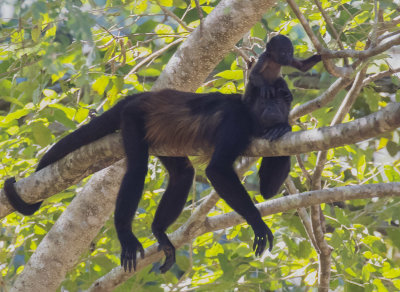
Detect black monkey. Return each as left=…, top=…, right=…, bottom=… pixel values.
left=244, top=34, right=321, bottom=198
left=244, top=34, right=321, bottom=138
left=3, top=83, right=290, bottom=273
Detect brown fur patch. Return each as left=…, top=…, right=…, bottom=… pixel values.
left=140, top=90, right=223, bottom=156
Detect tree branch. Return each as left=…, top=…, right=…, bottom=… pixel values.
left=321, top=34, right=400, bottom=59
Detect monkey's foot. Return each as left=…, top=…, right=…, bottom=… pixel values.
left=158, top=243, right=176, bottom=273
left=262, top=124, right=291, bottom=141
left=120, top=234, right=145, bottom=272
left=252, top=221, right=274, bottom=256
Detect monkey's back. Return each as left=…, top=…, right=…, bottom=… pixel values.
left=140, top=89, right=244, bottom=155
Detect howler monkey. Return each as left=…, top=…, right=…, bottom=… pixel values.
left=244, top=34, right=321, bottom=138
left=3, top=85, right=290, bottom=273
left=244, top=35, right=321, bottom=199
left=3, top=35, right=320, bottom=274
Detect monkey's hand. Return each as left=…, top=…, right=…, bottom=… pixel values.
left=262, top=123, right=291, bottom=141
left=120, top=232, right=145, bottom=272
left=156, top=235, right=176, bottom=273
left=252, top=221, right=274, bottom=256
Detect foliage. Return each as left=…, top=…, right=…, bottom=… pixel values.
left=0, top=0, right=399, bottom=290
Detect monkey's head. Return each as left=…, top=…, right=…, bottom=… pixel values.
left=266, top=35, right=294, bottom=66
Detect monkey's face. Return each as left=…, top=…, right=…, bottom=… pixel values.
left=266, top=35, right=294, bottom=66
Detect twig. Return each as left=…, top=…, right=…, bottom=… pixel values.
left=285, top=178, right=320, bottom=253
left=125, top=38, right=184, bottom=77
left=313, top=0, right=348, bottom=65
left=368, top=0, right=380, bottom=47
left=295, top=155, right=312, bottom=182
left=289, top=77, right=353, bottom=123
left=331, top=64, right=368, bottom=125
left=193, top=0, right=204, bottom=33
left=362, top=67, right=400, bottom=87
left=321, top=34, right=400, bottom=59
left=377, top=30, right=400, bottom=43
left=156, top=1, right=193, bottom=32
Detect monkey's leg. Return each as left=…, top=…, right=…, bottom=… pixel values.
left=115, top=103, right=149, bottom=272
left=259, top=156, right=290, bottom=199
left=205, top=110, right=273, bottom=255
left=152, top=157, right=194, bottom=273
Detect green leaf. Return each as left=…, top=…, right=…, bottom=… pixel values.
left=382, top=268, right=400, bottom=279
left=154, top=23, right=174, bottom=43
left=215, top=70, right=243, bottom=80
left=34, top=225, right=47, bottom=235
left=31, top=25, right=41, bottom=42
left=357, top=155, right=366, bottom=180
left=386, top=141, right=399, bottom=157
left=31, top=121, right=52, bottom=147
left=92, top=75, right=110, bottom=95
left=159, top=0, right=173, bottom=6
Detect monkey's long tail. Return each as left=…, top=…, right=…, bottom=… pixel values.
left=3, top=95, right=138, bottom=215
left=36, top=96, right=132, bottom=171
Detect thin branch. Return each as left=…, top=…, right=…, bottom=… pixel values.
left=378, top=15, right=400, bottom=30
left=125, top=38, right=184, bottom=77
left=156, top=2, right=194, bottom=32
left=285, top=178, right=320, bottom=252
left=362, top=67, right=400, bottom=86
left=377, top=30, right=400, bottom=43
left=289, top=77, right=353, bottom=123
left=321, top=34, right=400, bottom=59
left=295, top=155, right=312, bottom=182
left=194, top=0, right=204, bottom=33
left=331, top=64, right=368, bottom=125
left=313, top=0, right=348, bottom=65
left=368, top=0, right=380, bottom=47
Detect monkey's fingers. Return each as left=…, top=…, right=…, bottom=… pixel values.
left=263, top=128, right=281, bottom=141
left=255, top=236, right=267, bottom=256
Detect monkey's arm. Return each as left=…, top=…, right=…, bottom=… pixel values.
left=290, top=54, right=322, bottom=72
